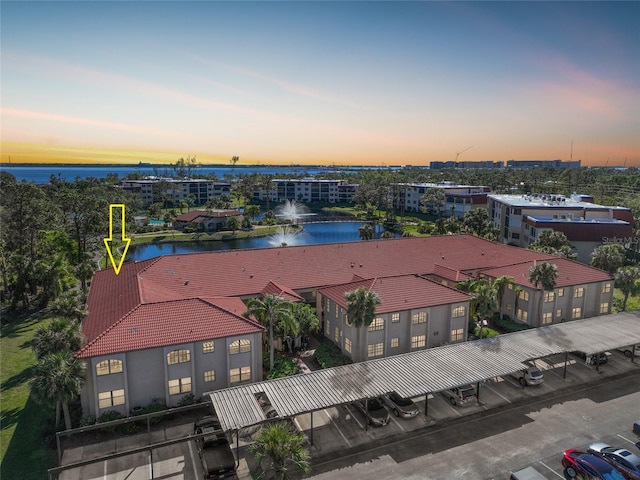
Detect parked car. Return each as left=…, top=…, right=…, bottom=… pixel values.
left=194, top=416, right=236, bottom=479
left=571, top=351, right=609, bottom=365
left=442, top=384, right=477, bottom=406
left=634, top=421, right=640, bottom=436
left=618, top=345, right=640, bottom=358
left=381, top=392, right=420, bottom=418
left=511, top=366, right=544, bottom=386
left=562, top=449, right=626, bottom=479
left=351, top=398, right=390, bottom=427
left=587, top=443, right=640, bottom=480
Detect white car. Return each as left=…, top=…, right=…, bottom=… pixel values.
left=511, top=366, right=544, bottom=386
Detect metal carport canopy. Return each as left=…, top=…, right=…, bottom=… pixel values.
left=207, top=311, right=640, bottom=432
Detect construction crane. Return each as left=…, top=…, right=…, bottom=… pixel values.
left=455, top=145, right=473, bottom=162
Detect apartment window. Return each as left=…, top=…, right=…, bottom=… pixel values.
left=452, top=306, right=466, bottom=318
left=516, top=308, right=528, bottom=323
left=602, top=283, right=611, bottom=294
left=202, top=341, right=215, bottom=354
left=556, top=308, right=563, bottom=318
left=542, top=312, right=553, bottom=325
left=574, top=287, right=584, bottom=298
left=96, top=359, right=123, bottom=376
left=344, top=338, right=352, bottom=353
left=230, top=366, right=251, bottom=383
left=167, top=349, right=191, bottom=365
left=204, top=370, right=216, bottom=383
left=391, top=313, right=400, bottom=323
left=229, top=339, right=251, bottom=354
left=325, top=298, right=330, bottom=311
left=544, top=291, right=555, bottom=303
left=390, top=337, right=399, bottom=348
left=412, top=312, right=427, bottom=324
left=411, top=335, right=426, bottom=349
left=335, top=304, right=339, bottom=315
left=511, top=233, right=520, bottom=240
left=451, top=328, right=464, bottom=342
left=507, top=284, right=513, bottom=290
left=168, top=377, right=192, bottom=395
left=557, top=288, right=564, bottom=297
left=345, top=314, right=350, bottom=325
left=518, top=290, right=529, bottom=301
left=369, top=318, right=384, bottom=331
left=334, top=327, right=340, bottom=342
left=572, top=307, right=582, bottom=319
left=600, top=303, right=609, bottom=314
left=325, top=319, right=330, bottom=335
left=98, top=389, right=125, bottom=409
left=367, top=343, right=384, bottom=358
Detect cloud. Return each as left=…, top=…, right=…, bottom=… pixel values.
left=186, top=53, right=360, bottom=108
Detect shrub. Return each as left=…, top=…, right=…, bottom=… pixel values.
left=493, top=314, right=534, bottom=333
left=267, top=354, right=299, bottom=379
left=474, top=326, right=500, bottom=338
left=178, top=393, right=196, bottom=406
left=313, top=339, right=353, bottom=369
left=79, top=416, right=96, bottom=427
left=97, top=410, right=124, bottom=433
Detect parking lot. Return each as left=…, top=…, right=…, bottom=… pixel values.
left=57, top=348, right=640, bottom=479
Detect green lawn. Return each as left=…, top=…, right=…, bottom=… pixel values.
left=1, top=311, right=57, bottom=480
left=614, top=289, right=640, bottom=312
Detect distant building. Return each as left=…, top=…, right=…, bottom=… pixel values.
left=430, top=160, right=504, bottom=169
left=120, top=178, right=231, bottom=206
left=487, top=193, right=634, bottom=262
left=252, top=178, right=357, bottom=204
left=174, top=210, right=243, bottom=232
left=506, top=159, right=581, bottom=169
left=391, top=182, right=490, bottom=216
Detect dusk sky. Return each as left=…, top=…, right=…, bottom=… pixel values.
left=1, top=1, right=639, bottom=167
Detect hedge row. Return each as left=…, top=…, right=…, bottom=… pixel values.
left=313, top=339, right=353, bottom=369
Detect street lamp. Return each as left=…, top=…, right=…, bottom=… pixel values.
left=477, top=319, right=488, bottom=339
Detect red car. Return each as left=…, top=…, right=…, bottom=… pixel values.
left=562, top=449, right=626, bottom=480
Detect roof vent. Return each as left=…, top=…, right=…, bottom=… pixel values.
left=184, top=280, right=189, bottom=285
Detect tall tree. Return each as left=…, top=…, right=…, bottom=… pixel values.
left=420, top=188, right=446, bottom=217
left=291, top=302, right=319, bottom=339
left=245, top=295, right=294, bottom=372
left=528, top=229, right=577, bottom=260
left=249, top=421, right=311, bottom=480
left=590, top=244, right=626, bottom=274
left=32, top=317, right=83, bottom=360
left=614, top=266, right=640, bottom=312
left=492, top=275, right=515, bottom=320
left=358, top=223, right=374, bottom=241
left=30, top=351, right=86, bottom=430
left=50, top=291, right=88, bottom=322
left=529, top=262, right=558, bottom=324
left=344, top=287, right=381, bottom=362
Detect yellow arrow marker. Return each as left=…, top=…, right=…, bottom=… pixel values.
left=103, top=204, right=131, bottom=275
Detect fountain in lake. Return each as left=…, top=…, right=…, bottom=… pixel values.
left=268, top=226, right=303, bottom=247
left=274, top=199, right=315, bottom=224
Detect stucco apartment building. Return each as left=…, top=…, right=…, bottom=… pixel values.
left=252, top=178, right=357, bottom=204
left=392, top=182, right=490, bottom=217
left=120, top=178, right=232, bottom=206
left=78, top=235, right=613, bottom=418
left=488, top=193, right=634, bottom=262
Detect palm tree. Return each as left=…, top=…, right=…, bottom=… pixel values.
left=614, top=266, right=640, bottom=311
left=469, top=281, right=498, bottom=336
left=245, top=295, right=294, bottom=372
left=529, top=262, right=558, bottom=325
left=358, top=223, right=374, bottom=241
left=30, top=351, right=86, bottom=430
left=492, top=275, right=515, bottom=320
left=344, top=287, right=381, bottom=362
left=249, top=421, right=310, bottom=480
left=291, top=302, right=319, bottom=345
left=590, top=244, right=626, bottom=274
left=455, top=278, right=479, bottom=321
left=32, top=317, right=83, bottom=359
left=50, top=291, right=88, bottom=322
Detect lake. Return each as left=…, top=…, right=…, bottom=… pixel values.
left=128, top=222, right=393, bottom=261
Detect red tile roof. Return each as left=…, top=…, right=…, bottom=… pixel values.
left=480, top=258, right=612, bottom=289
left=318, top=275, right=469, bottom=313
left=261, top=281, right=304, bottom=302
left=82, top=234, right=612, bottom=357
left=77, top=297, right=263, bottom=358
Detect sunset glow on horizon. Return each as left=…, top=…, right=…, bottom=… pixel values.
left=1, top=2, right=639, bottom=167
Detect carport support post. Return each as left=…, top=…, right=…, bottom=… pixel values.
left=633, top=345, right=637, bottom=364
left=563, top=352, right=568, bottom=379
left=310, top=411, right=314, bottom=446
left=476, top=382, right=481, bottom=404
left=365, top=398, right=369, bottom=432
left=596, top=352, right=600, bottom=372
left=424, top=393, right=428, bottom=416
left=150, top=447, right=154, bottom=479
